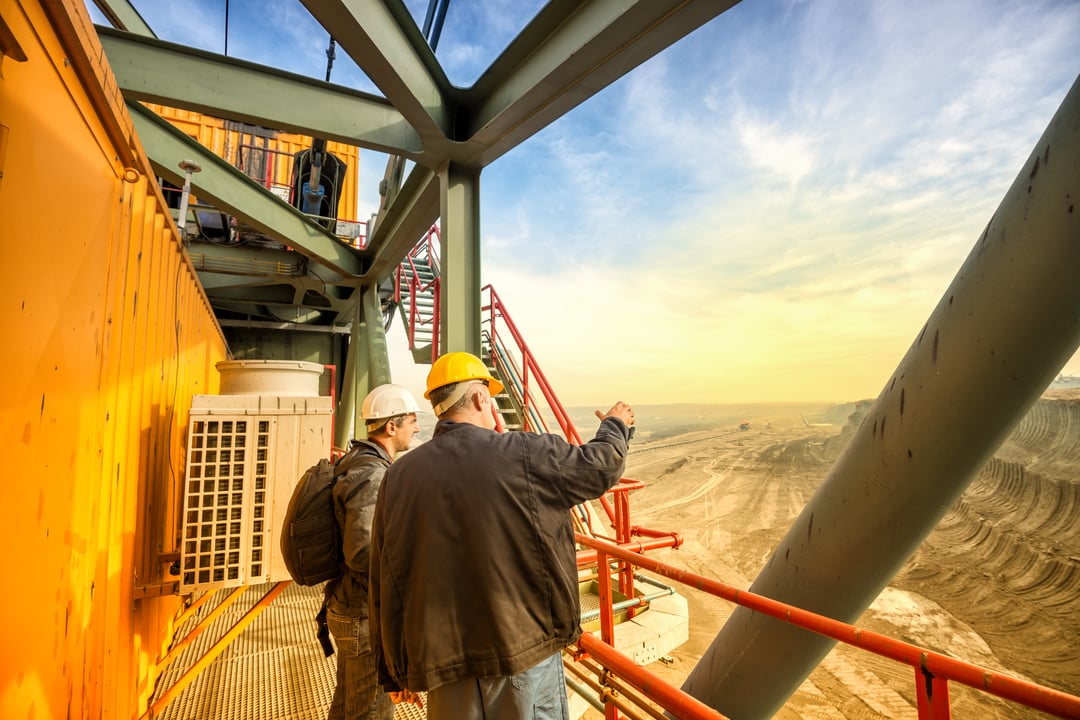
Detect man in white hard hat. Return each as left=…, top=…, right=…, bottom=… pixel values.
left=369, top=352, right=635, bottom=720
left=325, top=383, right=421, bottom=720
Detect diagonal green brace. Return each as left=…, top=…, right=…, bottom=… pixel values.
left=128, top=101, right=363, bottom=278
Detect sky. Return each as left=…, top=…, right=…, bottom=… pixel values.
left=85, top=0, right=1080, bottom=407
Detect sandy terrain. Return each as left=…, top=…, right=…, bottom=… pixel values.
left=585, top=389, right=1080, bottom=719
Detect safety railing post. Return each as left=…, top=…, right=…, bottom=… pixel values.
left=916, top=668, right=951, bottom=720
left=431, top=277, right=440, bottom=361
left=521, top=345, right=531, bottom=429
left=404, top=270, right=415, bottom=349
left=613, top=490, right=636, bottom=617
left=595, top=547, right=620, bottom=720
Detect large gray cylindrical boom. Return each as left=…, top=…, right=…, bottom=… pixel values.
left=682, top=75, right=1080, bottom=719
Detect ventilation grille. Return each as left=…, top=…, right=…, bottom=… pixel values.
left=182, top=418, right=273, bottom=590
left=180, top=395, right=332, bottom=593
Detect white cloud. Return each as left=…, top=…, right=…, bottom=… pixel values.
left=734, top=118, right=815, bottom=185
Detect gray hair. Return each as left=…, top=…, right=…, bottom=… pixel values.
left=429, top=380, right=486, bottom=417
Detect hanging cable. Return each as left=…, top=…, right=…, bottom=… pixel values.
left=325, top=37, right=336, bottom=82
left=421, top=0, right=451, bottom=51
left=223, top=0, right=229, bottom=56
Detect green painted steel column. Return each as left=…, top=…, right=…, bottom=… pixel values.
left=681, top=77, right=1080, bottom=719
left=337, top=284, right=392, bottom=444
left=363, top=282, right=393, bottom=388
left=438, top=162, right=483, bottom=356
left=335, top=300, right=364, bottom=449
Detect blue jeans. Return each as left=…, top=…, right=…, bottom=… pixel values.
left=326, top=611, right=394, bottom=720
left=426, top=651, right=570, bottom=720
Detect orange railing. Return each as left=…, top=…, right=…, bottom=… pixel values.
left=482, top=284, right=580, bottom=440
left=574, top=533, right=1080, bottom=720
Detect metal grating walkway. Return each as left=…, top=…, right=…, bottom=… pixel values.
left=153, top=582, right=430, bottom=720
left=151, top=584, right=618, bottom=719
left=154, top=582, right=335, bottom=720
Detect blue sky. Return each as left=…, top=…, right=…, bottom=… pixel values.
left=85, top=0, right=1080, bottom=406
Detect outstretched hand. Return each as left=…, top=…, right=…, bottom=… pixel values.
left=596, top=401, right=635, bottom=427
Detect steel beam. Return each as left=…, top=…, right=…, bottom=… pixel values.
left=438, top=163, right=482, bottom=356
left=337, top=291, right=364, bottom=448
left=99, top=28, right=420, bottom=158
left=681, top=76, right=1080, bottom=719
left=464, top=0, right=739, bottom=167
left=362, top=163, right=440, bottom=284
left=299, top=0, right=451, bottom=155
left=91, top=0, right=153, bottom=36
left=363, top=282, right=393, bottom=388
left=128, top=101, right=362, bottom=277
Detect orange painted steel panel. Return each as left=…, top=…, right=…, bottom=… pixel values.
left=146, top=102, right=363, bottom=223
left=0, top=1, right=228, bottom=719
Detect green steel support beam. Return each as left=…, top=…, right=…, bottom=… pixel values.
left=99, top=28, right=421, bottom=158
left=362, top=283, right=393, bottom=388
left=438, top=163, right=482, bottom=356
left=299, top=0, right=453, bottom=158
left=91, top=0, right=154, bottom=36
left=336, top=294, right=364, bottom=449
left=128, top=102, right=362, bottom=277
left=362, top=163, right=440, bottom=284
left=370, top=155, right=407, bottom=239
left=335, top=283, right=392, bottom=447
left=465, top=0, right=739, bottom=167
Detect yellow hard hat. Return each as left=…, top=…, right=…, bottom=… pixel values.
left=425, top=351, right=504, bottom=398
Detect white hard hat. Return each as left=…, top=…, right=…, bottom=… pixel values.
left=361, top=384, right=421, bottom=421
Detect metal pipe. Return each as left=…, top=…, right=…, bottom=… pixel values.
left=564, top=672, right=607, bottom=714
left=633, top=572, right=676, bottom=592
left=580, top=587, right=675, bottom=622
left=600, top=670, right=673, bottom=720
left=578, top=633, right=726, bottom=720
left=681, top=75, right=1080, bottom=719
left=567, top=656, right=656, bottom=720
left=576, top=535, right=681, bottom=567
left=578, top=533, right=1080, bottom=718
left=176, top=159, right=201, bottom=243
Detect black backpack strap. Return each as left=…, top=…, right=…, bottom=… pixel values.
left=316, top=580, right=337, bottom=658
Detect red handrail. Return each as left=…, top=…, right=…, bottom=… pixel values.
left=577, top=633, right=726, bottom=720
left=483, top=284, right=582, bottom=444
left=395, top=226, right=441, bottom=360
left=576, top=532, right=1080, bottom=720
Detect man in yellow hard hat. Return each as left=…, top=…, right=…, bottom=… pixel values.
left=368, top=351, right=636, bottom=720
left=326, top=384, right=421, bottom=720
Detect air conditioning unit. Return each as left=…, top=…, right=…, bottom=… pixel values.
left=179, top=361, right=332, bottom=593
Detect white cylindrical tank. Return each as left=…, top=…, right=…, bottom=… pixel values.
left=216, top=359, right=325, bottom=396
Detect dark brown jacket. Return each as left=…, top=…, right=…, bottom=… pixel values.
left=368, top=417, right=632, bottom=692
left=326, top=439, right=391, bottom=618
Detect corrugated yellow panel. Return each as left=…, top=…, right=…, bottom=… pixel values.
left=146, top=103, right=363, bottom=223
left=0, top=2, right=228, bottom=719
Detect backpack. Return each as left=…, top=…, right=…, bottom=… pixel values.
left=280, top=457, right=344, bottom=586
left=279, top=448, right=386, bottom=658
